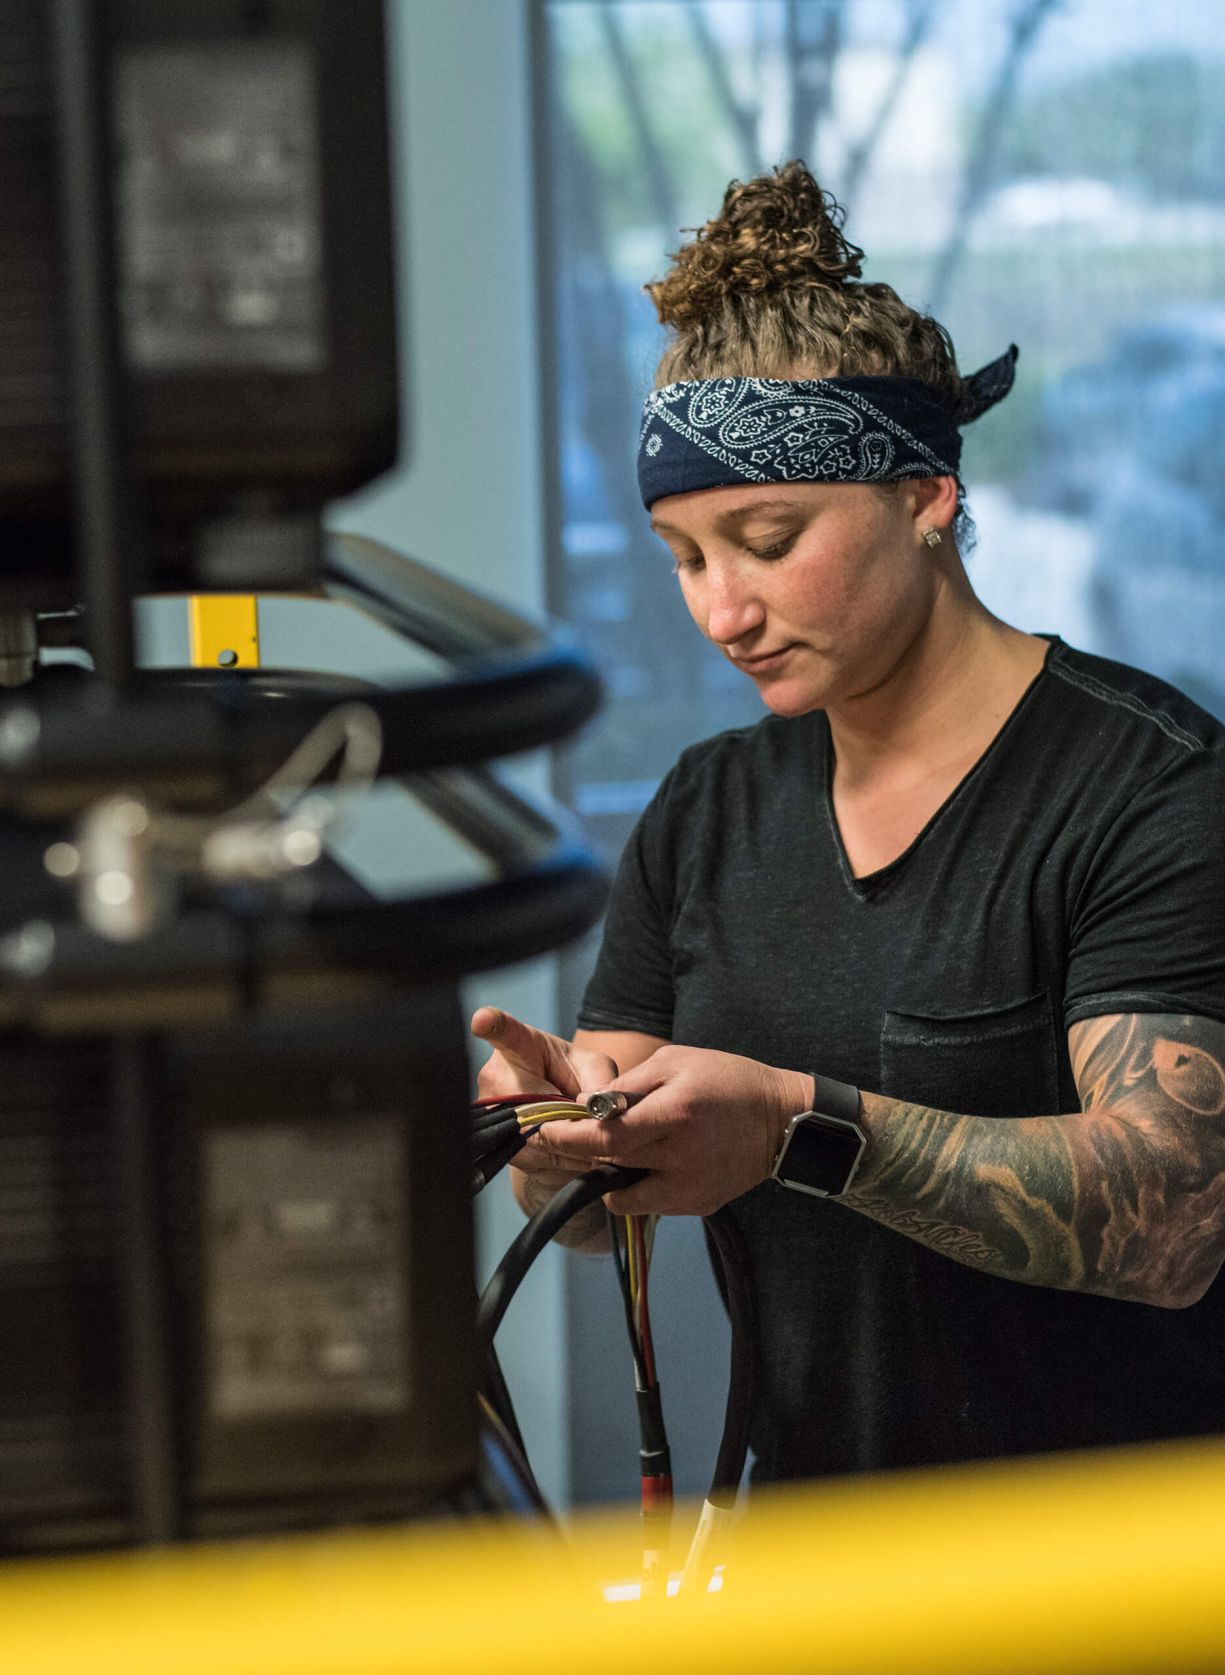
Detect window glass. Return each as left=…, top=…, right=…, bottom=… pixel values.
left=542, top=0, right=1225, bottom=980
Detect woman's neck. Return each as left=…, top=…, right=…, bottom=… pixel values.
left=825, top=597, right=1048, bottom=794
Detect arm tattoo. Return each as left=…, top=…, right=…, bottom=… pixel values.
left=843, top=1013, right=1225, bottom=1307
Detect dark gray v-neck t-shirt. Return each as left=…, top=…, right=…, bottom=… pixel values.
left=579, top=638, right=1225, bottom=1479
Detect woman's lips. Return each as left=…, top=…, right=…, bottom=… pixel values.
left=733, top=643, right=796, bottom=673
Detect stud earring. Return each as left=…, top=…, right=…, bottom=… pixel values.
left=922, top=527, right=943, bottom=548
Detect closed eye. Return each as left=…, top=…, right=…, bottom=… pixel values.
left=746, top=533, right=796, bottom=560
left=654, top=528, right=704, bottom=574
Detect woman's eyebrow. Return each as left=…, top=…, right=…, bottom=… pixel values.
left=650, top=498, right=807, bottom=537
left=716, top=498, right=808, bottom=527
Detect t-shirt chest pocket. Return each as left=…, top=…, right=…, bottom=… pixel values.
left=879, top=989, right=1061, bottom=1119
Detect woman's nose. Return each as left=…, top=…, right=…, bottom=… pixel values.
left=705, top=566, right=766, bottom=646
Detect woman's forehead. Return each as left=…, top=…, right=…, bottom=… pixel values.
left=649, top=481, right=857, bottom=535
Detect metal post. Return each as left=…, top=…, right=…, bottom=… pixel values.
left=110, top=1035, right=181, bottom=1544
left=51, top=0, right=175, bottom=1542
left=50, top=0, right=142, bottom=689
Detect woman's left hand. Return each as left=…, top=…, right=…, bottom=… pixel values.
left=520, top=1045, right=813, bottom=1216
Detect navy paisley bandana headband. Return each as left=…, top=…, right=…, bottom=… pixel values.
left=636, top=344, right=1019, bottom=509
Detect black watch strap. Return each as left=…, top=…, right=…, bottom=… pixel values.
left=807, top=1070, right=861, bottom=1125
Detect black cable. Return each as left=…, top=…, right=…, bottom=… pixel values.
left=478, top=1397, right=554, bottom=1522
left=472, top=1102, right=586, bottom=1134
left=476, top=1165, right=645, bottom=1351
left=471, top=1128, right=529, bottom=1194
left=471, top=1116, right=520, bottom=1154
left=482, top=1341, right=528, bottom=1460
left=476, top=1161, right=753, bottom=1517
left=472, top=1104, right=521, bottom=1133
left=635, top=1380, right=673, bottom=1520
left=606, top=1210, right=671, bottom=1520
left=702, top=1207, right=757, bottom=1509
left=605, top=1207, right=648, bottom=1388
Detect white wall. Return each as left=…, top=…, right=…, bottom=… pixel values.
left=332, top=0, right=570, bottom=1510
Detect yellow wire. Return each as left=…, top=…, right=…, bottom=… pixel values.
left=508, top=1104, right=649, bottom=1321
left=627, top=1215, right=657, bottom=1310
left=514, top=1103, right=589, bottom=1128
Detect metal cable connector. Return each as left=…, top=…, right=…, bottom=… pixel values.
left=585, top=1089, right=639, bottom=1122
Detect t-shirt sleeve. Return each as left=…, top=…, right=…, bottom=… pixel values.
left=576, top=779, right=678, bottom=1040
left=1064, top=745, right=1225, bottom=1029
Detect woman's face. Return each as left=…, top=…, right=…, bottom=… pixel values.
left=649, top=478, right=945, bottom=718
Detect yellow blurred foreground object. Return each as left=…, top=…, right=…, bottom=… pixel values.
left=188, top=594, right=261, bottom=668
left=5, top=1435, right=1225, bottom=1675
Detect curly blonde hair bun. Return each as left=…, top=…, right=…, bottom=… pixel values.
left=646, top=160, right=963, bottom=406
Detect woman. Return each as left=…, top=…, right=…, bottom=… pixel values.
left=475, top=163, right=1225, bottom=1480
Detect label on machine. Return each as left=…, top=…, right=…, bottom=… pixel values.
left=205, top=1119, right=409, bottom=1420
left=116, top=43, right=325, bottom=373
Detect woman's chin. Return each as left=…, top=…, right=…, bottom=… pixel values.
left=755, top=678, right=826, bottom=719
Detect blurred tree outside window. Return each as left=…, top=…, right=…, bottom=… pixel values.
left=538, top=0, right=1225, bottom=1012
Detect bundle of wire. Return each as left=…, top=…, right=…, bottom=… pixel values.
left=470, top=1095, right=597, bottom=1516
left=603, top=1207, right=669, bottom=1593
left=470, top=1096, right=755, bottom=1593
left=469, top=1095, right=598, bottom=1194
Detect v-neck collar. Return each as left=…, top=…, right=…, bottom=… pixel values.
left=820, top=636, right=1060, bottom=899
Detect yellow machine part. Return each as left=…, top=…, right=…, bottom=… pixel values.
left=188, top=595, right=261, bottom=669
left=4, top=1433, right=1225, bottom=1674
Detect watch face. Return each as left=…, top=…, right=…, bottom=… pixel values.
left=777, top=1115, right=865, bottom=1197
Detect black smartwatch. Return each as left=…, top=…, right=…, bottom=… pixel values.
left=770, top=1072, right=866, bottom=1199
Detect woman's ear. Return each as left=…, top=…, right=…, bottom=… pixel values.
left=908, top=474, right=959, bottom=534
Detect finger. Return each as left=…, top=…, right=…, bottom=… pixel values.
left=475, top=1057, right=557, bottom=1100
left=578, top=1051, right=698, bottom=1139
left=518, top=1115, right=654, bottom=1164
left=516, top=1127, right=601, bottom=1173
left=577, top=1085, right=689, bottom=1150
left=571, top=1043, right=622, bottom=1089
left=508, top=1146, right=590, bottom=1178
left=475, top=1061, right=556, bottom=1101
left=470, top=1007, right=583, bottom=1096
left=470, top=1006, right=526, bottom=1056
left=603, top=1177, right=675, bottom=1216
left=576, top=1139, right=677, bottom=1192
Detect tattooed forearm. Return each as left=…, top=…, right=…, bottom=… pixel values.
left=843, top=1013, right=1225, bottom=1308
left=846, top=1198, right=999, bottom=1266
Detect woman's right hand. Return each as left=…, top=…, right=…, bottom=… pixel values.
left=470, top=1006, right=621, bottom=1186
left=475, top=998, right=616, bottom=1092
left=469, top=1005, right=618, bottom=1104
left=470, top=1007, right=624, bottom=1245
